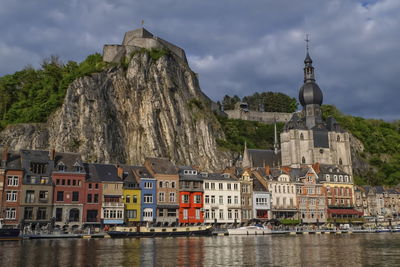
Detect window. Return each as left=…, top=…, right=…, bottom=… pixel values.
left=227, top=196, right=232, bottom=204
left=57, top=191, right=64, bottom=202
left=211, top=183, right=215, bottom=190
left=72, top=180, right=77, bottom=186
left=144, top=182, right=153, bottom=189
left=7, top=176, right=18, bottom=186
left=219, top=183, right=223, bottom=190
left=167, top=209, right=176, bottom=217
left=39, top=191, right=48, bottom=202
left=300, top=133, right=304, bottom=140
left=165, top=182, right=169, bottom=188
left=228, top=209, right=232, bottom=219
left=126, top=195, right=131, bottom=203
left=6, top=191, right=17, bottom=202
left=196, top=209, right=201, bottom=220
left=219, top=195, right=223, bottom=204
left=55, top=208, right=63, bottom=222
left=159, top=192, right=165, bottom=202
left=56, top=179, right=60, bottom=185
left=126, top=210, right=137, bottom=219
left=302, top=157, right=306, bottom=164
left=67, top=179, right=71, bottom=186
left=211, top=195, right=215, bottom=204
left=72, top=192, right=79, bottom=201
left=194, top=195, right=201, bottom=204
left=171, top=182, right=175, bottom=188
left=169, top=192, right=176, bottom=202
left=205, top=195, right=210, bottom=204
left=62, top=179, right=65, bottom=185
left=219, top=209, right=224, bottom=219
left=205, top=182, right=209, bottom=189
left=159, top=181, right=163, bottom=188
left=24, top=191, right=34, bottom=204
left=5, top=208, right=16, bottom=219
left=37, top=208, right=47, bottom=220
left=94, top=194, right=99, bottom=203
left=234, top=210, right=239, bottom=219
left=30, top=162, right=47, bottom=174
left=182, top=194, right=189, bottom=203
left=234, top=184, right=238, bottom=190
left=211, top=209, right=215, bottom=219
left=87, top=194, right=92, bottom=203
left=69, top=209, right=80, bottom=222
left=234, top=196, right=238, bottom=204
left=133, top=195, right=137, bottom=203
left=95, top=183, right=99, bottom=189
left=24, top=207, right=33, bottom=220
left=183, top=209, right=188, bottom=220
left=205, top=209, right=210, bottom=219
left=227, top=183, right=232, bottom=190
left=143, top=208, right=153, bottom=218
left=144, top=194, right=153, bottom=203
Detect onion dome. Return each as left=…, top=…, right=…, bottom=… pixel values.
left=299, top=52, right=323, bottom=106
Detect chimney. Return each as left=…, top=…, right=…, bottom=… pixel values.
left=49, top=148, right=55, bottom=160
left=312, top=162, right=320, bottom=173
left=265, top=165, right=270, bottom=176
left=1, top=146, right=8, bottom=167
left=117, top=166, right=124, bottom=179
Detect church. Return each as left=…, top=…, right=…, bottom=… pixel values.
left=243, top=46, right=352, bottom=176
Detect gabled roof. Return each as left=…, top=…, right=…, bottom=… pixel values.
left=53, top=152, right=83, bottom=172
left=145, top=157, right=178, bottom=175
left=131, top=166, right=154, bottom=179
left=247, top=149, right=281, bottom=168
left=20, top=149, right=50, bottom=162
left=203, top=173, right=238, bottom=181
left=87, top=163, right=121, bottom=183
left=253, top=176, right=268, bottom=192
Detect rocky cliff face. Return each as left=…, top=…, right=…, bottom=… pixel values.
left=0, top=51, right=231, bottom=170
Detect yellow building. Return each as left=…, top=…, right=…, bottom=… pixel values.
left=120, top=166, right=142, bottom=225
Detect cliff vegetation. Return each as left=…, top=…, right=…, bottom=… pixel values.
left=0, top=53, right=105, bottom=130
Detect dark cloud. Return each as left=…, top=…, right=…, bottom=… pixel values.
left=0, top=0, right=399, bottom=120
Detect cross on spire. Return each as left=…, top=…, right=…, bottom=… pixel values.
left=305, top=34, right=310, bottom=52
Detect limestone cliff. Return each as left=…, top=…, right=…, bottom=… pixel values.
left=0, top=51, right=231, bottom=170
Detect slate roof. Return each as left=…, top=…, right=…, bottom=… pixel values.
left=318, top=164, right=349, bottom=181
left=178, top=166, right=204, bottom=181
left=247, top=149, right=281, bottom=168
left=5, top=151, right=22, bottom=169
left=131, top=166, right=154, bottom=179
left=53, top=152, right=83, bottom=172
left=202, top=173, right=238, bottom=181
left=87, top=163, right=121, bottom=182
left=20, top=149, right=50, bottom=163
left=145, top=158, right=178, bottom=175
left=288, top=167, right=310, bottom=182
left=253, top=176, right=268, bottom=192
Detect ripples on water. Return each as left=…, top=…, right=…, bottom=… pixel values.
left=1, top=234, right=400, bottom=266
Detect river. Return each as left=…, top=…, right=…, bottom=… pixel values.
left=1, top=234, right=400, bottom=266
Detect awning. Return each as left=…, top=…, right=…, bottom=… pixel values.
left=328, top=209, right=363, bottom=216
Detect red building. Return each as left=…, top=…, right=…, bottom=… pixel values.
left=178, top=167, right=204, bottom=224
left=52, top=152, right=86, bottom=230
left=82, top=163, right=103, bottom=228
left=0, top=150, right=23, bottom=228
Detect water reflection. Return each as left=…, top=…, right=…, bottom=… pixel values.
left=1, top=234, right=400, bottom=266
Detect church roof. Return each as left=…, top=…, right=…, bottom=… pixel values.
left=247, top=149, right=281, bottom=168
left=299, top=82, right=323, bottom=106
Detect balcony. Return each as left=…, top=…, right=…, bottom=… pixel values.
left=102, top=202, right=124, bottom=208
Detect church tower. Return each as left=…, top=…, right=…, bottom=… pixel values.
left=280, top=40, right=353, bottom=175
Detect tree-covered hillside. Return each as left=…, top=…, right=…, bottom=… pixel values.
left=222, top=91, right=298, bottom=113
left=322, top=105, right=400, bottom=186
left=0, top=53, right=105, bottom=130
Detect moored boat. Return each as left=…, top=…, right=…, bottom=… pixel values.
left=0, top=220, right=21, bottom=241
left=108, top=225, right=213, bottom=238
left=227, top=225, right=272, bottom=235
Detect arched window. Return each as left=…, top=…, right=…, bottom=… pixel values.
left=337, top=135, right=340, bottom=142
left=300, top=133, right=304, bottom=140
left=69, top=209, right=80, bottom=222
left=339, top=158, right=343, bottom=165
left=302, top=157, right=306, bottom=164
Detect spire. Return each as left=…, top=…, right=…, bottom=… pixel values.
left=303, top=34, right=315, bottom=83
left=274, top=119, right=279, bottom=155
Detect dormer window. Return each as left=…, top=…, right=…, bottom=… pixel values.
left=30, top=162, right=47, bottom=174
left=58, top=162, right=66, bottom=172
left=223, top=173, right=230, bottom=178
left=73, top=162, right=83, bottom=172
left=326, top=174, right=330, bottom=182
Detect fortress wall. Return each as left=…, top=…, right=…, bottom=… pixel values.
left=103, top=45, right=126, bottom=63
left=224, top=110, right=293, bottom=124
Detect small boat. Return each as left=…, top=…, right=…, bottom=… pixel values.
left=108, top=225, right=213, bottom=238
left=0, top=219, right=21, bottom=241
left=375, top=228, right=391, bottom=233
left=227, top=225, right=272, bottom=235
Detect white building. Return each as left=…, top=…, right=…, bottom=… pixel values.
left=268, top=172, right=298, bottom=220
left=203, top=173, right=241, bottom=225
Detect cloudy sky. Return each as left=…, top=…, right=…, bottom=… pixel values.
left=1, top=0, right=399, bottom=120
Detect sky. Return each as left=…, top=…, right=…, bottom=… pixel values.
left=0, top=0, right=399, bottom=120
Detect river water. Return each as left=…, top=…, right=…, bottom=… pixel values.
left=1, top=234, right=400, bottom=266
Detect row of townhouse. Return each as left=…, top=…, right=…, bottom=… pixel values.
left=354, top=186, right=400, bottom=219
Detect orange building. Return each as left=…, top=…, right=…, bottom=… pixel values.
left=178, top=167, right=204, bottom=224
